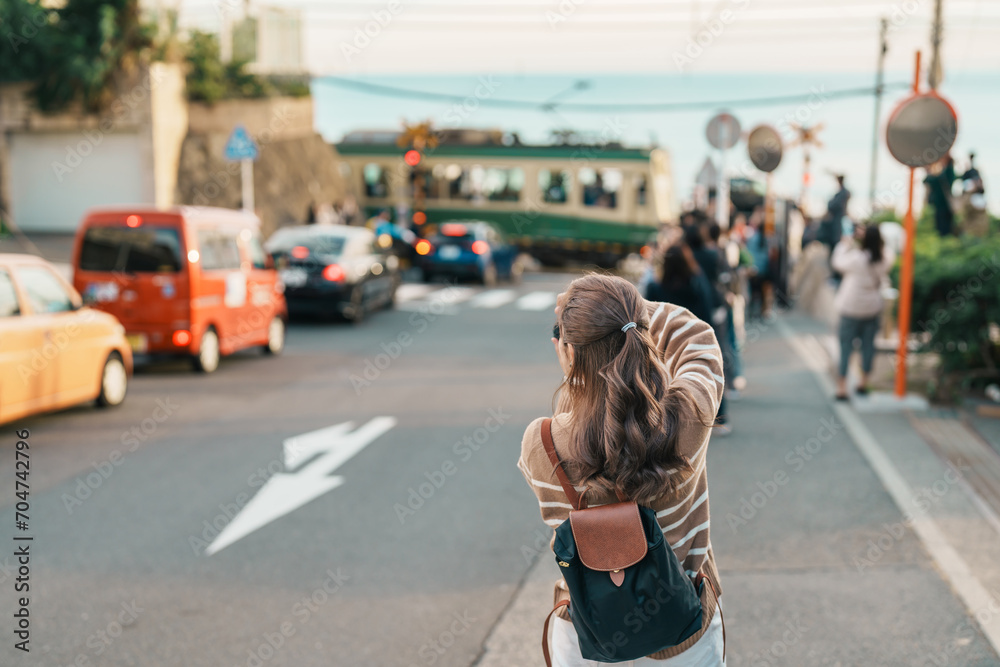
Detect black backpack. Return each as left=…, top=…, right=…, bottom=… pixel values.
left=540, top=418, right=721, bottom=664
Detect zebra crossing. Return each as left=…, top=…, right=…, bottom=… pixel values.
left=393, top=283, right=559, bottom=314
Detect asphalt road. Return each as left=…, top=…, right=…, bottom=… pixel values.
left=0, top=272, right=572, bottom=667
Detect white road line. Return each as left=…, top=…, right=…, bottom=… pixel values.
left=439, top=286, right=478, bottom=304
left=469, top=289, right=517, bottom=309
left=515, top=291, right=557, bottom=311
left=394, top=301, right=459, bottom=315
left=394, top=284, right=438, bottom=303
left=778, top=319, right=1000, bottom=658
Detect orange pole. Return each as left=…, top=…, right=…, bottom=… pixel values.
left=894, top=51, right=922, bottom=398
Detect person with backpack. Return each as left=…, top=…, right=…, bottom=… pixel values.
left=518, top=273, right=725, bottom=665
left=831, top=224, right=895, bottom=400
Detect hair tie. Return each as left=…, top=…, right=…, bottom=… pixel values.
left=621, top=322, right=637, bottom=333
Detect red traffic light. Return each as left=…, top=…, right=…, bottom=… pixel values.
left=404, top=149, right=422, bottom=166
left=412, top=211, right=427, bottom=225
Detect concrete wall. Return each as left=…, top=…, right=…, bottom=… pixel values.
left=7, top=132, right=147, bottom=232
left=0, top=64, right=187, bottom=231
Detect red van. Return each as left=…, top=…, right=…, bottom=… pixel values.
left=72, top=206, right=287, bottom=373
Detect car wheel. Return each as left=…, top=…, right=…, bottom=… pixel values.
left=96, top=352, right=128, bottom=407
left=347, top=286, right=366, bottom=323
left=385, top=276, right=400, bottom=310
left=192, top=327, right=221, bottom=373
left=482, top=263, right=498, bottom=287
left=262, top=317, right=285, bottom=355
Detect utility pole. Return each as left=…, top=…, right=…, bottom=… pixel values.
left=869, top=18, right=889, bottom=211
left=928, top=0, right=944, bottom=90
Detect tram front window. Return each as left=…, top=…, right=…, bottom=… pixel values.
left=635, top=174, right=648, bottom=206
left=580, top=167, right=622, bottom=209
left=540, top=169, right=573, bottom=204
left=364, top=163, right=390, bottom=198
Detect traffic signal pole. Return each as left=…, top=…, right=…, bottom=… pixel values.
left=894, top=51, right=921, bottom=399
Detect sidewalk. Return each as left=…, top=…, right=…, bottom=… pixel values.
left=478, top=310, right=1000, bottom=666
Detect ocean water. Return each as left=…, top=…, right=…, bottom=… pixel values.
left=313, top=71, right=1000, bottom=217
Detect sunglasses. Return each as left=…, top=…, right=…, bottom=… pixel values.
left=552, top=323, right=560, bottom=340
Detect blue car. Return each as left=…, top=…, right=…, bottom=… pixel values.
left=417, top=221, right=522, bottom=285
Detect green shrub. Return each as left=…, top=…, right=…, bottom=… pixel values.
left=902, top=214, right=1000, bottom=399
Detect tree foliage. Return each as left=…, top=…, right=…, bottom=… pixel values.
left=0, top=0, right=53, bottom=84
left=184, top=30, right=307, bottom=104
left=1, top=0, right=153, bottom=113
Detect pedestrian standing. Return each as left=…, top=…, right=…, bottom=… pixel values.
left=816, top=174, right=851, bottom=256
left=924, top=154, right=956, bottom=236
left=746, top=212, right=772, bottom=321
left=831, top=224, right=895, bottom=400
left=960, top=152, right=988, bottom=238
left=519, top=274, right=725, bottom=665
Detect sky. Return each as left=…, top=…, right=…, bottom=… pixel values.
left=166, top=0, right=1000, bottom=216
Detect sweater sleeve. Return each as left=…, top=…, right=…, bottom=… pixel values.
left=645, top=300, right=724, bottom=459
left=517, top=417, right=573, bottom=529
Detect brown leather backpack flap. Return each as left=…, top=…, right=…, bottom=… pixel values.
left=569, top=501, right=647, bottom=571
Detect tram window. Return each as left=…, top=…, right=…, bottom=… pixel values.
left=364, top=164, right=389, bottom=198
left=539, top=169, right=573, bottom=204
left=635, top=174, right=648, bottom=206
left=579, top=167, right=622, bottom=209
left=484, top=167, right=523, bottom=202
left=429, top=164, right=449, bottom=199
left=411, top=167, right=437, bottom=200
left=442, top=164, right=473, bottom=200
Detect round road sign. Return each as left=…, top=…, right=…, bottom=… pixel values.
left=747, top=125, right=783, bottom=173
left=886, top=93, right=958, bottom=168
left=706, top=112, right=741, bottom=150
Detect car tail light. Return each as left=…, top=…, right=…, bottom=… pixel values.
left=323, top=264, right=345, bottom=282
left=291, top=245, right=309, bottom=259
left=126, top=215, right=141, bottom=227
left=172, top=330, right=192, bottom=346
left=471, top=240, right=489, bottom=255
left=415, top=239, right=432, bottom=256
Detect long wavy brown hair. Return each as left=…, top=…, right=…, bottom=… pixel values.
left=556, top=274, right=697, bottom=503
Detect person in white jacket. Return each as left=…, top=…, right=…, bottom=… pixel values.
left=831, top=224, right=895, bottom=400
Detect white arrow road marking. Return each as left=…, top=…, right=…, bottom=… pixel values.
left=516, top=291, right=557, bottom=311
left=283, top=421, right=355, bottom=470
left=469, top=289, right=516, bottom=309
left=206, top=416, right=397, bottom=555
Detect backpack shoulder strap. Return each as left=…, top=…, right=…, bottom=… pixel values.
left=541, top=599, right=570, bottom=667
left=541, top=418, right=585, bottom=510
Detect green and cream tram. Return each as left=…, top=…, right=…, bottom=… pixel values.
left=335, top=130, right=677, bottom=266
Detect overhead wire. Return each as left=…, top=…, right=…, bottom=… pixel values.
left=317, top=77, right=911, bottom=114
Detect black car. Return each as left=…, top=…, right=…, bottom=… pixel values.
left=416, top=221, right=522, bottom=285
left=265, top=225, right=400, bottom=322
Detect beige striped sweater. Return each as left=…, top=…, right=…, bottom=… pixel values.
left=517, top=298, right=725, bottom=661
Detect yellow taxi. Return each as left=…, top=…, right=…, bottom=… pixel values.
left=0, top=253, right=132, bottom=424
